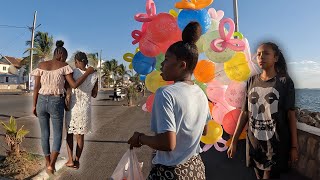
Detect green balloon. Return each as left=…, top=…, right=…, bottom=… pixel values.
left=155, top=53, right=165, bottom=71
left=194, top=80, right=207, bottom=95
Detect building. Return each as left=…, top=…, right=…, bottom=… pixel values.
left=0, top=56, right=27, bottom=85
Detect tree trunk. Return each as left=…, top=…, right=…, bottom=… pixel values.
left=10, top=143, right=20, bottom=157
left=127, top=96, right=133, bottom=106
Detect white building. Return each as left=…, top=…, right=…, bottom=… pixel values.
left=0, top=56, right=27, bottom=84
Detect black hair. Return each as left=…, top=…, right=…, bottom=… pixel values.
left=167, top=21, right=202, bottom=73
left=53, top=40, right=68, bottom=58
left=260, top=42, right=288, bottom=76
left=74, top=51, right=88, bottom=65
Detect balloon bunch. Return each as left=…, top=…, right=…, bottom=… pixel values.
left=125, top=0, right=262, bottom=152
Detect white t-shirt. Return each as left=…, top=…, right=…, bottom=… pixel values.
left=151, top=81, right=211, bottom=166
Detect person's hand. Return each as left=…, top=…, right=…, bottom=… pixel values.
left=290, top=147, right=299, bottom=165
left=227, top=141, right=237, bottom=158
left=33, top=107, right=37, bottom=117
left=86, top=67, right=95, bottom=74
left=128, top=132, right=143, bottom=149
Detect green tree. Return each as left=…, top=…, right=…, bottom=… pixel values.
left=23, top=31, right=54, bottom=70
left=87, top=52, right=99, bottom=68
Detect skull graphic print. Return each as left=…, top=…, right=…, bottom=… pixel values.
left=248, top=87, right=279, bottom=141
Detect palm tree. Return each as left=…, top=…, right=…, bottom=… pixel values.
left=23, top=31, right=54, bottom=70
left=87, top=53, right=99, bottom=68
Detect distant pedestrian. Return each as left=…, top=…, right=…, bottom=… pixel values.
left=32, top=41, right=94, bottom=175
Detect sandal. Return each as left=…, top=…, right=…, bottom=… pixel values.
left=73, top=160, right=80, bottom=169
left=46, top=167, right=55, bottom=175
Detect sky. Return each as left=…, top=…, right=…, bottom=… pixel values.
left=0, top=0, right=319, bottom=88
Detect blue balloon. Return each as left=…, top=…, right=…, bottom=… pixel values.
left=132, top=52, right=156, bottom=75
left=139, top=75, right=146, bottom=81
left=177, top=9, right=211, bottom=34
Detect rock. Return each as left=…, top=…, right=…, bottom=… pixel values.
left=307, top=137, right=317, bottom=159
left=306, top=160, right=317, bottom=179
left=298, top=133, right=306, bottom=153
left=299, top=115, right=317, bottom=126
left=296, top=154, right=308, bottom=175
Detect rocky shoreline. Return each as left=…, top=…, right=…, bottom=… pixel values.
left=296, top=108, right=320, bottom=128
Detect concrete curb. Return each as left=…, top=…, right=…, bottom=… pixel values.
left=32, top=158, right=67, bottom=180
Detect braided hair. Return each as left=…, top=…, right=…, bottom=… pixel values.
left=74, top=51, right=88, bottom=65
left=167, top=21, right=202, bottom=73
left=53, top=40, right=68, bottom=59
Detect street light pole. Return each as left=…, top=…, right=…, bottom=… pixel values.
left=233, top=0, right=239, bottom=32
left=99, top=50, right=102, bottom=89
left=28, top=11, right=37, bottom=91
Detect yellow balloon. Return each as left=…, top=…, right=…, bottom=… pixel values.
left=201, top=120, right=223, bottom=144
left=224, top=52, right=251, bottom=82
left=135, top=47, right=140, bottom=53
left=129, top=63, right=133, bottom=70
left=123, top=53, right=134, bottom=62
left=145, top=71, right=168, bottom=93
left=169, top=9, right=179, bottom=17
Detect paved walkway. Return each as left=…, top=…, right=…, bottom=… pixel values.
left=0, top=91, right=310, bottom=179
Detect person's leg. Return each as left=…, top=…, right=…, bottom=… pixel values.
left=65, top=133, right=74, bottom=167
left=48, top=96, right=65, bottom=172
left=74, top=134, right=84, bottom=169
left=36, top=95, right=51, bottom=167
left=262, top=170, right=271, bottom=179
left=254, top=167, right=262, bottom=179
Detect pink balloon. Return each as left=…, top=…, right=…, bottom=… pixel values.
left=210, top=18, right=245, bottom=52
left=206, top=80, right=227, bottom=103
left=146, top=94, right=155, bottom=112
left=225, top=81, right=246, bottom=108
left=208, top=8, right=224, bottom=21
left=213, top=138, right=228, bottom=152
left=212, top=100, right=234, bottom=124
left=202, top=144, right=213, bottom=152
left=222, top=109, right=241, bottom=135
left=134, top=0, right=156, bottom=22
left=142, top=103, right=148, bottom=112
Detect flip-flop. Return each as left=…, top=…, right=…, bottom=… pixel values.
left=65, top=163, right=75, bottom=168
left=73, top=161, right=80, bottom=169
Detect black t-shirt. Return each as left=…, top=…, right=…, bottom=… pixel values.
left=242, top=74, right=295, bottom=171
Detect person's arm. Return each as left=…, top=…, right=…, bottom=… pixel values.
left=230, top=111, right=249, bottom=145
left=91, top=80, right=98, bottom=98
left=134, top=131, right=176, bottom=151
left=65, top=67, right=95, bottom=88
left=288, top=110, right=298, bottom=148
left=33, top=76, right=41, bottom=116
left=64, top=82, right=72, bottom=111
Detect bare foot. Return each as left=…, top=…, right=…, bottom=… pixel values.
left=46, top=166, right=55, bottom=175
left=65, top=160, right=74, bottom=167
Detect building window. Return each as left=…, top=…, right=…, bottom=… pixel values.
left=3, top=66, right=7, bottom=71
left=5, top=77, right=9, bottom=82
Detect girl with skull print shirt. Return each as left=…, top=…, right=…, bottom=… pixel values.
left=228, top=42, right=298, bottom=179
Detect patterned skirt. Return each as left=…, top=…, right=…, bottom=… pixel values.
left=147, top=155, right=206, bottom=180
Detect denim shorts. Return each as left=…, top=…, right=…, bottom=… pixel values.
left=36, top=94, right=65, bottom=156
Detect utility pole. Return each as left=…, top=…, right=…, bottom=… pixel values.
left=233, top=0, right=239, bottom=32
left=28, top=11, right=37, bottom=91
left=99, top=50, right=102, bottom=89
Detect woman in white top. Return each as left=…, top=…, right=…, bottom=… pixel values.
left=65, top=51, right=98, bottom=169
left=32, top=41, right=94, bottom=175
left=128, top=22, right=210, bottom=179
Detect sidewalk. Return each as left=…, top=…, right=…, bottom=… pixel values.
left=0, top=92, right=310, bottom=180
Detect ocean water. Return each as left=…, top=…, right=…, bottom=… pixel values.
left=295, top=89, right=320, bottom=112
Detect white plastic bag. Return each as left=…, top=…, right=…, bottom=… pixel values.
left=111, top=149, right=144, bottom=180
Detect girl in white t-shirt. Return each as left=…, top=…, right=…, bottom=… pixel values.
left=128, top=22, right=210, bottom=179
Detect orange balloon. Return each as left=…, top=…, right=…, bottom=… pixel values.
left=194, top=60, right=215, bottom=83
left=208, top=101, right=214, bottom=116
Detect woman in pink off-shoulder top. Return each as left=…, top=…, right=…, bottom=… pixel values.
left=31, top=40, right=95, bottom=175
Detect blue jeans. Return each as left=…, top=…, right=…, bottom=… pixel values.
left=36, top=94, right=65, bottom=156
